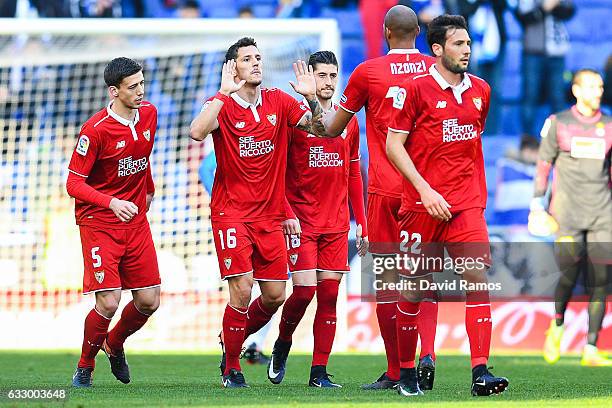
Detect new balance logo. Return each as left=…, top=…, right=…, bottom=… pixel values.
left=116, top=140, right=126, bottom=149
left=436, top=101, right=447, bottom=109
left=235, top=121, right=245, bottom=129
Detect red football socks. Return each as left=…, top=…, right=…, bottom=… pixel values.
left=78, top=308, right=112, bottom=368
left=376, top=302, right=400, bottom=380
left=245, top=296, right=277, bottom=338
left=465, top=291, right=492, bottom=368
left=106, top=301, right=150, bottom=353
left=418, top=300, right=438, bottom=360
left=396, top=301, right=419, bottom=369
left=312, top=279, right=340, bottom=367
left=278, top=285, right=316, bottom=342
left=222, top=304, right=247, bottom=374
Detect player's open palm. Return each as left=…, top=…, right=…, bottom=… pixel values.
left=420, top=186, right=452, bottom=222
left=219, top=60, right=245, bottom=95
left=109, top=197, right=139, bottom=223
left=289, top=60, right=316, bottom=98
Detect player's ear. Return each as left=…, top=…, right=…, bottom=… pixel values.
left=109, top=86, right=119, bottom=98
left=432, top=43, right=443, bottom=57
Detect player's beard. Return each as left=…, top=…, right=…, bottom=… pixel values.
left=441, top=54, right=468, bottom=74
left=318, top=88, right=334, bottom=101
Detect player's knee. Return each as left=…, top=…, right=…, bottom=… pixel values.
left=262, top=292, right=285, bottom=309
left=135, top=297, right=160, bottom=315
left=96, top=298, right=120, bottom=317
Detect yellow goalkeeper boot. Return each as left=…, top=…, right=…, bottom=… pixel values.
left=543, top=319, right=563, bottom=364
left=581, top=345, right=612, bottom=367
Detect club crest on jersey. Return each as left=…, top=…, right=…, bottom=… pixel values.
left=289, top=253, right=298, bottom=265
left=143, top=129, right=151, bottom=141
left=224, top=257, right=232, bottom=270
left=472, top=97, right=482, bottom=111
left=595, top=122, right=605, bottom=137
left=94, top=270, right=104, bottom=284
left=267, top=114, right=277, bottom=126
left=76, top=135, right=90, bottom=156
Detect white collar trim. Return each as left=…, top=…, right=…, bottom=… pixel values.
left=107, top=101, right=140, bottom=126
left=387, top=48, right=420, bottom=55
left=429, top=64, right=472, bottom=103
left=231, top=90, right=262, bottom=109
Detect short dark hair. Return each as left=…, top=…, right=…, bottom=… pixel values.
left=427, top=14, right=468, bottom=53
left=225, top=37, right=258, bottom=62
left=104, top=57, right=142, bottom=88
left=520, top=134, right=539, bottom=151
left=308, top=51, right=338, bottom=71
left=572, top=68, right=601, bottom=86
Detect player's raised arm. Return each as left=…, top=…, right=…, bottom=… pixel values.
left=322, top=106, right=354, bottom=137
left=289, top=59, right=328, bottom=137
left=190, top=60, right=245, bottom=141
left=386, top=129, right=451, bottom=222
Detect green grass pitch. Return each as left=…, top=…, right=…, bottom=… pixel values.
left=0, top=351, right=610, bottom=407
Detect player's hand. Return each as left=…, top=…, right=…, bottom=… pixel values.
left=146, top=193, right=154, bottom=212
left=219, top=60, right=246, bottom=96
left=109, top=198, right=139, bottom=223
left=356, top=224, right=369, bottom=257
left=282, top=218, right=301, bottom=236
left=289, top=60, right=316, bottom=99
left=419, top=186, right=452, bottom=222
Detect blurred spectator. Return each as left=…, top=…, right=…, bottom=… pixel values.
left=399, top=0, right=446, bottom=52
left=493, top=134, right=540, bottom=225
left=359, top=0, right=397, bottom=59
left=514, top=0, right=576, bottom=136
left=458, top=0, right=509, bottom=135
left=1, top=0, right=17, bottom=17
left=277, top=0, right=323, bottom=18
left=177, top=0, right=200, bottom=18
left=71, top=0, right=122, bottom=17
left=603, top=54, right=612, bottom=113
left=27, top=0, right=71, bottom=17
left=238, top=5, right=254, bottom=19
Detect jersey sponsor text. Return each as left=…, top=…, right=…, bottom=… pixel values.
left=239, top=136, right=275, bottom=157
left=442, top=118, right=478, bottom=143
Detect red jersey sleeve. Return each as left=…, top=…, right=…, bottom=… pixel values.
left=68, top=124, right=101, bottom=178
left=480, top=82, right=491, bottom=133
left=146, top=165, right=155, bottom=195
left=388, top=80, right=418, bottom=135
left=339, top=62, right=368, bottom=114
left=348, top=116, right=360, bottom=161
left=279, top=90, right=309, bottom=127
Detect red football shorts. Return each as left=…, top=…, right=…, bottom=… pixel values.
left=287, top=230, right=350, bottom=274
left=367, top=193, right=402, bottom=255
left=397, top=207, right=491, bottom=277
left=212, top=219, right=288, bottom=281
left=79, top=222, right=160, bottom=294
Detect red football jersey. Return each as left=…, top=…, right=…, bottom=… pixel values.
left=388, top=65, right=490, bottom=214
left=339, top=49, right=435, bottom=198
left=68, top=101, right=157, bottom=228
left=208, top=88, right=308, bottom=222
left=286, top=102, right=360, bottom=233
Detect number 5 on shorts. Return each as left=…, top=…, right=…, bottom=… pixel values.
left=218, top=228, right=237, bottom=250
left=91, top=246, right=102, bottom=268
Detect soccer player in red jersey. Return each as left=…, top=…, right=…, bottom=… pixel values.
left=386, top=15, right=508, bottom=397
left=266, top=51, right=368, bottom=388
left=189, top=37, right=326, bottom=388
left=322, top=5, right=437, bottom=390
left=67, top=58, right=160, bottom=387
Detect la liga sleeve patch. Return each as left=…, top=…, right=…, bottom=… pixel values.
left=392, top=88, right=406, bottom=110
left=76, top=135, right=90, bottom=156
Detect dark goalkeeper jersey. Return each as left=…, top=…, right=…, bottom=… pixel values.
left=539, top=106, right=612, bottom=227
